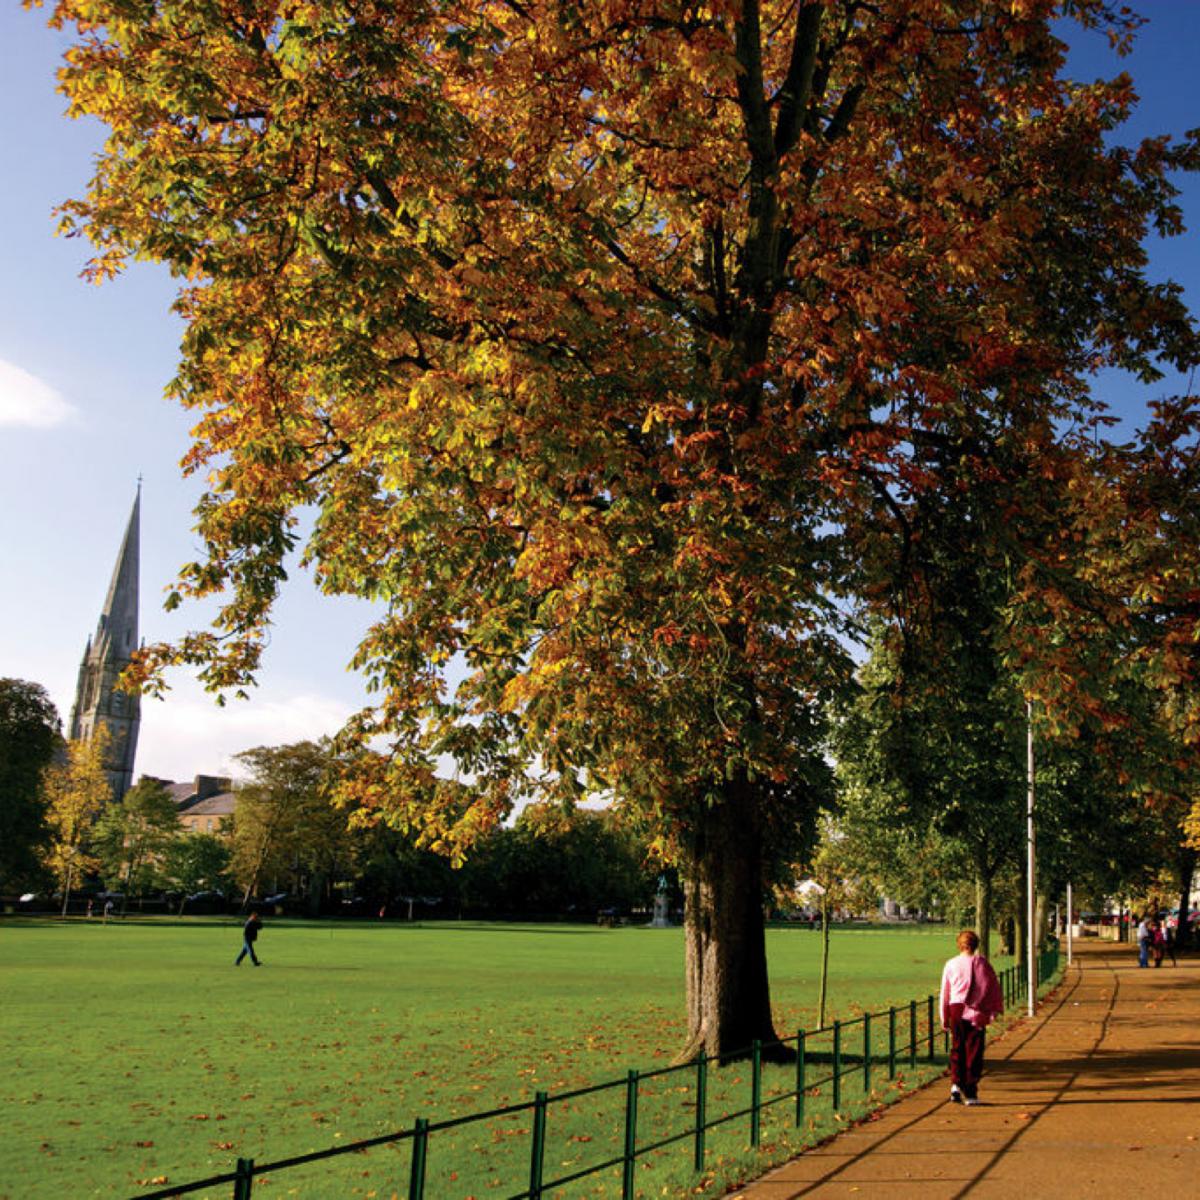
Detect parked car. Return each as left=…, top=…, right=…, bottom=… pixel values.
left=183, top=889, right=226, bottom=913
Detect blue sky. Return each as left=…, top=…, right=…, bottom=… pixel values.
left=1, top=4, right=1197, bottom=782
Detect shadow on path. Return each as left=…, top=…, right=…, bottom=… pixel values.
left=739, top=944, right=1200, bottom=1198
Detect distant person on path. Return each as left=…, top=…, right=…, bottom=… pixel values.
left=940, top=929, right=1004, bottom=1106
left=1137, top=915, right=1153, bottom=968
left=1151, top=918, right=1173, bottom=968
left=103, top=898, right=114, bottom=923
left=235, top=912, right=263, bottom=966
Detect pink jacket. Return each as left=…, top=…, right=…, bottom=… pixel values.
left=941, top=953, right=1004, bottom=1029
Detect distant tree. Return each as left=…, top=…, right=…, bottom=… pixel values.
left=92, top=779, right=181, bottom=911
left=230, top=740, right=357, bottom=911
left=479, top=805, right=657, bottom=918
left=353, top=821, right=457, bottom=914
left=833, top=623, right=1026, bottom=959
left=779, top=812, right=879, bottom=1028
left=42, top=731, right=109, bottom=915
left=162, top=833, right=232, bottom=914
left=0, top=678, right=62, bottom=890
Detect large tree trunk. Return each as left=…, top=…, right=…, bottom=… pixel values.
left=818, top=888, right=831, bottom=1028
left=974, top=873, right=993, bottom=959
left=999, top=913, right=1015, bottom=956
left=1175, top=848, right=1196, bottom=951
left=676, top=784, right=782, bottom=1064
left=1034, top=890, right=1049, bottom=954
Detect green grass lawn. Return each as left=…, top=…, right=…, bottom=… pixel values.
left=1, top=919, right=993, bottom=1199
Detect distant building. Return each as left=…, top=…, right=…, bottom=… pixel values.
left=142, top=773, right=237, bottom=834
left=69, top=489, right=141, bottom=799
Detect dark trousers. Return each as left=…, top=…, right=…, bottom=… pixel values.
left=236, top=938, right=259, bottom=965
left=950, top=1018, right=986, bottom=1099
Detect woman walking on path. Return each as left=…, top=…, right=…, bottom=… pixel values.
left=1137, top=914, right=1153, bottom=967
left=940, top=929, right=1004, bottom=1106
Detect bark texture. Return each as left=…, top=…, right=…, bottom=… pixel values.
left=1174, top=848, right=1196, bottom=950
left=974, top=873, right=993, bottom=959
left=677, top=783, right=782, bottom=1063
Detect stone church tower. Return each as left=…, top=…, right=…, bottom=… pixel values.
left=69, top=488, right=141, bottom=799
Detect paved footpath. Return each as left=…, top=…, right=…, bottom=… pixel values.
left=737, top=941, right=1200, bottom=1199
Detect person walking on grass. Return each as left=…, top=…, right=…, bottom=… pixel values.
left=235, top=911, right=263, bottom=966
left=940, top=929, right=1004, bottom=1107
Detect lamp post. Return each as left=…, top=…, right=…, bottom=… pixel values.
left=1026, top=700, right=1036, bottom=1018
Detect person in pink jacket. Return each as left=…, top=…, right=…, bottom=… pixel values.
left=940, top=929, right=1004, bottom=1105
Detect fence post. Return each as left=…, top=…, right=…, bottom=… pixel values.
left=832, top=1021, right=842, bottom=1113
left=908, top=1000, right=917, bottom=1068
left=622, top=1070, right=639, bottom=1200
left=888, top=1006, right=896, bottom=1081
left=863, top=1013, right=871, bottom=1093
left=408, top=1119, right=428, bottom=1200
left=926, top=996, right=935, bottom=1061
left=528, top=1091, right=548, bottom=1199
left=232, top=1157, right=254, bottom=1200
left=795, top=1030, right=806, bottom=1127
left=693, top=1054, right=708, bottom=1172
left=750, top=1040, right=762, bottom=1147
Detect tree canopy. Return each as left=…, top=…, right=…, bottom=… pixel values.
left=48, top=0, right=1199, bottom=1054
left=93, top=778, right=181, bottom=910
left=0, top=677, right=62, bottom=890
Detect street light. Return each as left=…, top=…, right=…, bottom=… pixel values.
left=1026, top=700, right=1036, bottom=1018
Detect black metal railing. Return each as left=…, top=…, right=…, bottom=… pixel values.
left=133, top=948, right=1060, bottom=1200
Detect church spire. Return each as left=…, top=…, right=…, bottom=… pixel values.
left=94, top=482, right=139, bottom=658
left=69, top=486, right=142, bottom=799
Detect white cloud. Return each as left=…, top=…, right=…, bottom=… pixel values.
left=0, top=358, right=77, bottom=428
left=136, top=686, right=357, bottom=783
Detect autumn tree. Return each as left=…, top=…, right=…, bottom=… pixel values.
left=41, top=731, right=109, bottom=915
left=0, top=678, right=62, bottom=890
left=230, top=740, right=357, bottom=912
left=93, top=778, right=181, bottom=911
left=999, top=405, right=1200, bottom=944
left=49, top=1, right=1200, bottom=1056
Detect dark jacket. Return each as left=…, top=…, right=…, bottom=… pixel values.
left=243, top=917, right=261, bottom=942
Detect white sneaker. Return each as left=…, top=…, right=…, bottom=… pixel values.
left=964, top=1096, right=980, bottom=1107
left=950, top=1085, right=963, bottom=1104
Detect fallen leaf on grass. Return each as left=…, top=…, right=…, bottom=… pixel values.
left=134, top=1177, right=168, bottom=1186
left=212, top=1141, right=235, bottom=1151
left=134, top=1140, right=154, bottom=1148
